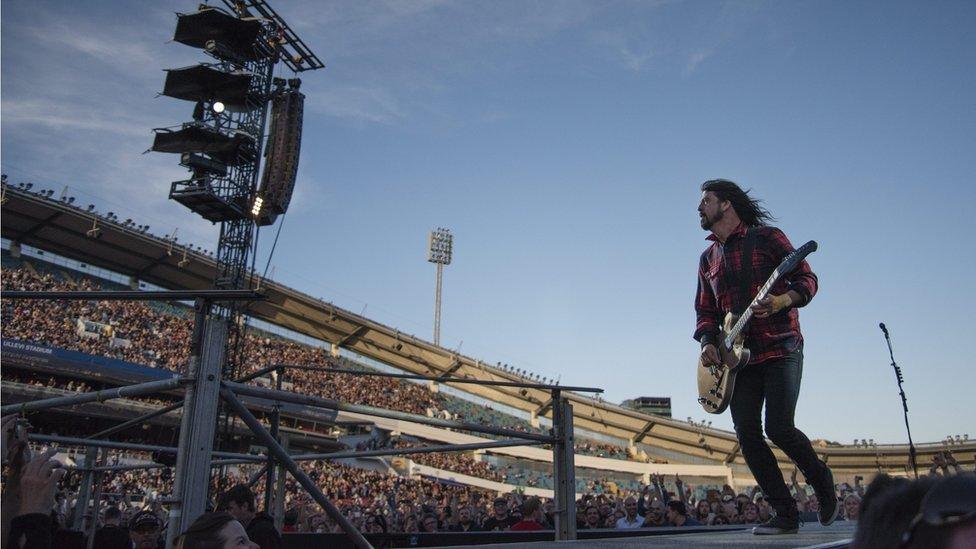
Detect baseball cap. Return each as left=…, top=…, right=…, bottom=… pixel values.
left=129, top=510, right=162, bottom=531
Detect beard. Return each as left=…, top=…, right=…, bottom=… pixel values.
left=700, top=208, right=723, bottom=230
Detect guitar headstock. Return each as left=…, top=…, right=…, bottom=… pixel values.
left=781, top=240, right=818, bottom=272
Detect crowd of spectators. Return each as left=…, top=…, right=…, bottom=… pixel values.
left=390, top=439, right=506, bottom=482
left=6, top=260, right=974, bottom=547
left=4, top=413, right=975, bottom=549
left=2, top=262, right=644, bottom=462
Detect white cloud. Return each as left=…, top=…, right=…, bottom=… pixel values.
left=2, top=99, right=149, bottom=137
left=684, top=49, right=714, bottom=75
left=307, top=85, right=406, bottom=125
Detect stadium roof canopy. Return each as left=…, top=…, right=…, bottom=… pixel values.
left=3, top=184, right=970, bottom=476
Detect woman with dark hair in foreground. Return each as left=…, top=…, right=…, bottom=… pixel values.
left=175, top=512, right=259, bottom=549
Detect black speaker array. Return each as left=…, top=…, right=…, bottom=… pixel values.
left=256, top=88, right=305, bottom=226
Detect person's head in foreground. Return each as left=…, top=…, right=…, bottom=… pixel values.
left=175, top=511, right=259, bottom=549
left=853, top=474, right=976, bottom=549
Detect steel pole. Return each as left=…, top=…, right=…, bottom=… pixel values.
left=85, top=449, right=108, bottom=549
left=84, top=365, right=278, bottom=442
left=86, top=401, right=183, bottom=440
left=26, top=434, right=262, bottom=462
left=0, top=377, right=188, bottom=416
left=223, top=380, right=553, bottom=443
left=166, top=300, right=228, bottom=549
left=552, top=391, right=577, bottom=541
left=273, top=434, right=289, bottom=532
left=247, top=464, right=269, bottom=488
left=290, top=438, right=538, bottom=461
left=219, top=388, right=373, bottom=549
left=434, top=262, right=442, bottom=346
left=71, top=447, right=97, bottom=531
left=264, top=367, right=283, bottom=512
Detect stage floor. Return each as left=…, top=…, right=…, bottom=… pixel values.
left=441, top=522, right=856, bottom=548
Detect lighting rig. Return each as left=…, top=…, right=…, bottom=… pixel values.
left=151, top=0, right=321, bottom=294
left=146, top=3, right=323, bottom=544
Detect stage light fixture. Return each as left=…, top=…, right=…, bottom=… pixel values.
left=213, top=101, right=225, bottom=113
left=251, top=195, right=264, bottom=217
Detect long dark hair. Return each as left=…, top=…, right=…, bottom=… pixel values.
left=701, top=179, right=775, bottom=227
left=174, top=512, right=236, bottom=549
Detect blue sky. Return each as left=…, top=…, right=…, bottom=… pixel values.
left=2, top=1, right=974, bottom=445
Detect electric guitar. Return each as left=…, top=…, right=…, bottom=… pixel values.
left=697, top=240, right=818, bottom=414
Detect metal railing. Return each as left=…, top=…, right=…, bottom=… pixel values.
left=2, top=288, right=602, bottom=547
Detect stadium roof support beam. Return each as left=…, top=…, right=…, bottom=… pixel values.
left=12, top=211, right=62, bottom=241
left=434, top=358, right=464, bottom=381
left=535, top=397, right=554, bottom=417
left=634, top=419, right=658, bottom=444
left=335, top=325, right=367, bottom=346
left=724, top=443, right=741, bottom=465
left=135, top=251, right=177, bottom=278
left=0, top=205, right=214, bottom=283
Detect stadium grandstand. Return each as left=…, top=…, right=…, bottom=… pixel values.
left=3, top=180, right=975, bottom=546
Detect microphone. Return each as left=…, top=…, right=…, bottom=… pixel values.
left=879, top=322, right=889, bottom=337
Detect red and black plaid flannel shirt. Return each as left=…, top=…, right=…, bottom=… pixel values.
left=694, top=223, right=818, bottom=365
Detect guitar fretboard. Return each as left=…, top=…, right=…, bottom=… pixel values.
left=722, top=241, right=817, bottom=351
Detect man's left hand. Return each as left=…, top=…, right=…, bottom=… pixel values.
left=751, top=294, right=792, bottom=318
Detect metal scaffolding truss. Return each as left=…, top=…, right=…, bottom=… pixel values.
left=2, top=289, right=598, bottom=548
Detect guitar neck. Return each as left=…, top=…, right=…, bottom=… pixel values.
left=722, top=241, right=817, bottom=350
left=724, top=275, right=777, bottom=349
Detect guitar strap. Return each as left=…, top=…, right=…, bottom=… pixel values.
left=727, top=227, right=756, bottom=315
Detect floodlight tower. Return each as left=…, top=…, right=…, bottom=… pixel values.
left=427, top=227, right=453, bottom=346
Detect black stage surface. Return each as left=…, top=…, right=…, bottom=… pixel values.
left=438, top=522, right=855, bottom=549
left=286, top=522, right=854, bottom=548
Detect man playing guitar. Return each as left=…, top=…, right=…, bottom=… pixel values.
left=694, top=179, right=837, bottom=534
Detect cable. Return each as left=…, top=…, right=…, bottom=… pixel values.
left=261, top=213, right=286, bottom=281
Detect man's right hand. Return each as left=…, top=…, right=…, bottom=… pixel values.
left=700, top=344, right=721, bottom=367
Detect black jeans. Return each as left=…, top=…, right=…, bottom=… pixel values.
left=729, top=347, right=827, bottom=514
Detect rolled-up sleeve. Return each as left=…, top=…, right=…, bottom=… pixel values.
left=766, top=228, right=818, bottom=307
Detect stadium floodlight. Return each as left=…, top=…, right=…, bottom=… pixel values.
left=427, top=227, right=453, bottom=347
left=251, top=195, right=264, bottom=217
left=213, top=101, right=225, bottom=113
left=427, top=227, right=453, bottom=265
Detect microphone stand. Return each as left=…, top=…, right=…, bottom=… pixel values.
left=880, top=323, right=918, bottom=479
